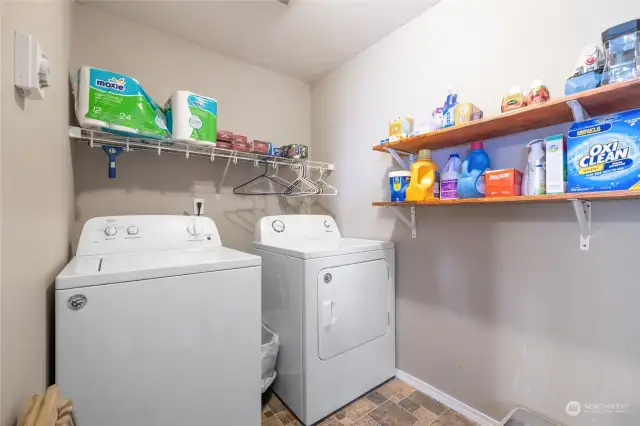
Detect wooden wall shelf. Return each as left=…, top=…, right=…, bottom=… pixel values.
left=373, top=190, right=640, bottom=206
left=373, top=78, right=640, bottom=153
left=375, top=190, right=640, bottom=250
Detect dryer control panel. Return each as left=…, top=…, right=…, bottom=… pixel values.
left=77, top=215, right=222, bottom=256
left=254, top=215, right=341, bottom=245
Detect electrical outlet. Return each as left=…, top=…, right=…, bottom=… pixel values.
left=193, top=198, right=204, bottom=215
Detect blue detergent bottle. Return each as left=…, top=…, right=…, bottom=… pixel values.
left=458, top=142, right=491, bottom=198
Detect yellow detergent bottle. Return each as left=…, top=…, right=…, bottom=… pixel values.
left=406, top=149, right=440, bottom=201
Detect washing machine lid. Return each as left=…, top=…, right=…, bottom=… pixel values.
left=253, top=238, right=393, bottom=259
left=55, top=247, right=261, bottom=290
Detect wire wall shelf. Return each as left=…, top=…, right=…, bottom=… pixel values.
left=69, top=126, right=335, bottom=172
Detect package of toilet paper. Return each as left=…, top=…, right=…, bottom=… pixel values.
left=165, top=91, right=217, bottom=146
left=74, top=66, right=169, bottom=140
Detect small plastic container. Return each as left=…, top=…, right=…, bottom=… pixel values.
left=527, top=79, right=550, bottom=105
left=602, top=19, right=640, bottom=85
left=389, top=171, right=411, bottom=202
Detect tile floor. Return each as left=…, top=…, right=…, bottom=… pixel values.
left=262, top=378, right=479, bottom=426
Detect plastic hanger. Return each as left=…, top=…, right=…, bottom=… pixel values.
left=284, top=164, right=321, bottom=196
left=311, top=169, right=338, bottom=196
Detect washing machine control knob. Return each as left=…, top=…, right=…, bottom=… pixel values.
left=127, top=226, right=139, bottom=235
left=187, top=221, right=202, bottom=236
left=104, top=226, right=118, bottom=237
left=272, top=220, right=285, bottom=233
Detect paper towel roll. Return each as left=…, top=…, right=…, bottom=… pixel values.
left=165, top=91, right=218, bottom=146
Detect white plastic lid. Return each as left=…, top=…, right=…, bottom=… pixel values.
left=389, top=171, right=411, bottom=177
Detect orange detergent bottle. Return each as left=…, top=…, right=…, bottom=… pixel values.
left=406, top=149, right=440, bottom=201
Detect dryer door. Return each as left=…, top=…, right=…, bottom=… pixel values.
left=317, top=259, right=389, bottom=360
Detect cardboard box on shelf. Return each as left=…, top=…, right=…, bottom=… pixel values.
left=232, top=140, right=250, bottom=152
left=485, top=168, right=523, bottom=197
left=568, top=108, right=640, bottom=193
left=216, top=140, right=233, bottom=150
left=216, top=130, right=234, bottom=141
left=232, top=134, right=248, bottom=144
left=251, top=140, right=272, bottom=154
left=455, top=103, right=483, bottom=125
left=545, top=135, right=567, bottom=194
left=282, top=144, right=309, bottom=159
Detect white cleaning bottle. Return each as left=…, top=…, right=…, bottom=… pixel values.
left=523, top=139, right=546, bottom=195
left=440, top=154, right=462, bottom=200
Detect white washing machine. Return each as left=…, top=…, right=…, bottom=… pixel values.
left=254, top=215, right=395, bottom=425
left=56, top=215, right=261, bottom=426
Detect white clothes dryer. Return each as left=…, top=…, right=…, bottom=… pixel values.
left=254, top=215, right=395, bottom=425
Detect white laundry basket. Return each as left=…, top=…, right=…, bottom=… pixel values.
left=261, top=325, right=279, bottom=393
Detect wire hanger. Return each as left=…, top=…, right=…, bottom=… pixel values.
left=233, top=161, right=292, bottom=196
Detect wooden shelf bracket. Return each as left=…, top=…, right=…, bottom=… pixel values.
left=388, top=206, right=416, bottom=238
left=569, top=199, right=592, bottom=251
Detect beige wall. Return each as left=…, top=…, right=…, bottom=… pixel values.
left=1, top=0, right=75, bottom=424
left=312, top=0, right=640, bottom=424
left=71, top=4, right=312, bottom=252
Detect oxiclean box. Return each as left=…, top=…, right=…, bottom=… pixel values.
left=567, top=108, right=640, bottom=193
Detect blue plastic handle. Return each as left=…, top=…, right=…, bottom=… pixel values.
left=102, top=145, right=123, bottom=179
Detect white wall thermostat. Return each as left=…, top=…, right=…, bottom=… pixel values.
left=14, top=32, right=50, bottom=100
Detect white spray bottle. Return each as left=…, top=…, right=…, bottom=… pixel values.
left=522, top=139, right=546, bottom=195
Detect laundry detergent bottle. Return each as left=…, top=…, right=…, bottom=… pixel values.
left=458, top=142, right=491, bottom=198
left=440, top=154, right=462, bottom=200
left=406, top=149, right=440, bottom=201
